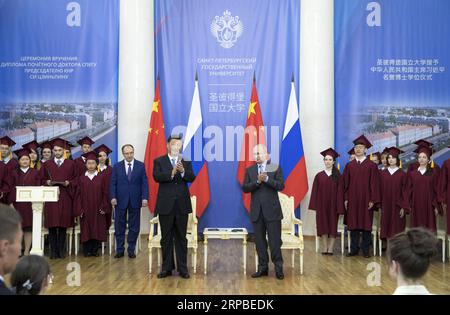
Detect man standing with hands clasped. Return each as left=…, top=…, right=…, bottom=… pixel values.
left=153, top=134, right=196, bottom=279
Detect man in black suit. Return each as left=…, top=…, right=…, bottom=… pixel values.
left=153, top=134, right=196, bottom=279
left=242, top=144, right=285, bottom=280
left=0, top=204, right=23, bottom=295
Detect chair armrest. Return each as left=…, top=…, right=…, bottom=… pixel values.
left=148, top=216, right=159, bottom=241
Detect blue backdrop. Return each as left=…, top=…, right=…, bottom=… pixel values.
left=335, top=0, right=450, bottom=168
left=155, top=0, right=300, bottom=231
left=0, top=0, right=119, bottom=162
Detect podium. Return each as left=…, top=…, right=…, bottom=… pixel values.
left=16, top=186, right=59, bottom=256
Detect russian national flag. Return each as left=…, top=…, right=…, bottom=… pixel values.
left=280, top=78, right=308, bottom=209
left=182, top=74, right=211, bottom=217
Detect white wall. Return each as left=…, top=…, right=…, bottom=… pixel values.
left=118, top=0, right=334, bottom=235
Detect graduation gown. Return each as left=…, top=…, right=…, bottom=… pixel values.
left=343, top=158, right=380, bottom=231
left=98, top=166, right=113, bottom=230
left=0, top=162, right=10, bottom=204
left=438, top=159, right=450, bottom=234
left=8, top=168, right=41, bottom=228
left=379, top=168, right=407, bottom=239
left=309, top=170, right=344, bottom=237
left=404, top=168, right=442, bottom=232
left=41, top=159, right=76, bottom=228
left=74, top=157, right=86, bottom=177
left=73, top=173, right=110, bottom=242
left=0, top=159, right=17, bottom=203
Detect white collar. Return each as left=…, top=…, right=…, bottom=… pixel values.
left=125, top=159, right=134, bottom=166
left=355, top=156, right=366, bottom=163
left=3, top=156, right=10, bottom=163
left=85, top=171, right=98, bottom=179
left=388, top=167, right=399, bottom=175
left=168, top=154, right=179, bottom=162
left=20, top=167, right=30, bottom=173
left=99, top=164, right=107, bottom=171
left=257, top=161, right=267, bottom=168
left=393, top=285, right=432, bottom=295
left=0, top=275, right=4, bottom=283
left=324, top=169, right=332, bottom=176
left=418, top=167, right=427, bottom=175
left=54, top=157, right=65, bottom=164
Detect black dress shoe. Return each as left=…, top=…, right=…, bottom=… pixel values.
left=251, top=270, right=268, bottom=278
left=327, top=252, right=334, bottom=256
left=275, top=272, right=284, bottom=280
left=128, top=253, right=136, bottom=259
left=346, top=252, right=358, bottom=257
left=321, top=252, right=328, bottom=255
left=179, top=272, right=190, bottom=279
left=114, top=252, right=124, bottom=258
left=157, top=271, right=172, bottom=278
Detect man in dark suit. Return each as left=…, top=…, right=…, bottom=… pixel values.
left=0, top=204, right=22, bottom=295
left=153, top=134, right=196, bottom=279
left=110, top=144, right=149, bottom=258
left=242, top=144, right=285, bottom=280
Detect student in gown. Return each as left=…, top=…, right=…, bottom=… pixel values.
left=40, top=141, right=52, bottom=164
left=0, top=158, right=10, bottom=205
left=343, top=135, right=380, bottom=258
left=439, top=146, right=450, bottom=235
left=379, top=147, right=407, bottom=241
left=11, top=255, right=52, bottom=295
left=74, top=136, right=95, bottom=176
left=380, top=147, right=389, bottom=171
left=347, top=148, right=356, bottom=162
left=309, top=148, right=344, bottom=255
left=42, top=138, right=76, bottom=259
left=388, top=227, right=437, bottom=295
left=94, top=144, right=113, bottom=231
left=0, top=136, right=18, bottom=204
left=370, top=151, right=381, bottom=167
left=73, top=152, right=110, bottom=257
left=407, top=139, right=436, bottom=173
left=403, top=145, right=442, bottom=232
left=8, top=149, right=41, bottom=256
left=22, top=140, right=41, bottom=170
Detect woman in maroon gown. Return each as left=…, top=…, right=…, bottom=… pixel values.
left=404, top=145, right=442, bottom=232
left=438, top=146, right=450, bottom=235
left=73, top=151, right=110, bottom=257
left=379, top=147, right=407, bottom=241
left=94, top=144, right=113, bottom=232
left=309, top=148, right=343, bottom=255
left=8, top=148, right=41, bottom=255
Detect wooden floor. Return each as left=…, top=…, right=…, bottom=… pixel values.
left=23, top=236, right=450, bottom=295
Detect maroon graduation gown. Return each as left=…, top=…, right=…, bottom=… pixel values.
left=0, top=159, right=17, bottom=203
left=379, top=168, right=407, bottom=239
left=98, top=166, right=113, bottom=230
left=404, top=168, right=442, bottom=232
left=309, top=171, right=344, bottom=237
left=0, top=162, right=10, bottom=203
left=42, top=159, right=76, bottom=228
left=8, top=168, right=41, bottom=228
left=438, top=159, right=450, bottom=234
left=74, top=157, right=86, bottom=177
left=343, top=158, right=380, bottom=231
left=73, top=173, right=110, bottom=242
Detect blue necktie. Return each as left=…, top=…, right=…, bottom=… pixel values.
left=127, top=163, right=132, bottom=181
left=171, top=158, right=176, bottom=168
left=258, top=164, right=263, bottom=175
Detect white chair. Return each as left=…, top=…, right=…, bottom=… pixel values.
left=372, top=211, right=380, bottom=257
left=315, top=215, right=347, bottom=255
left=41, top=227, right=73, bottom=256
left=437, top=214, right=447, bottom=263
left=254, top=193, right=304, bottom=275
left=148, top=196, right=198, bottom=274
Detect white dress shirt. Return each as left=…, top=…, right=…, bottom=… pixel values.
left=393, top=285, right=432, bottom=295
left=124, top=159, right=135, bottom=173
left=168, top=154, right=184, bottom=178
left=355, top=156, right=366, bottom=164
left=54, top=157, right=65, bottom=165
left=85, top=171, right=98, bottom=180
left=324, top=169, right=332, bottom=176
left=20, top=167, right=30, bottom=173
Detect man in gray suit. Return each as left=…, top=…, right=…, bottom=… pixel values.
left=242, top=144, right=285, bottom=280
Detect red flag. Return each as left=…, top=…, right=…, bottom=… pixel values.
left=144, top=79, right=167, bottom=213
left=237, top=76, right=266, bottom=212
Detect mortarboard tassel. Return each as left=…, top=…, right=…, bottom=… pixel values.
left=337, top=162, right=340, bottom=171
left=63, top=150, right=68, bottom=160
left=431, top=160, right=435, bottom=168
left=399, top=159, right=402, bottom=169
left=108, top=158, right=111, bottom=167
left=9, top=152, right=12, bottom=160
left=97, top=165, right=100, bottom=172
left=369, top=153, right=373, bottom=161
left=30, top=160, right=35, bottom=168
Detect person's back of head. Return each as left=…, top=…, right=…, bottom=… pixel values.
left=11, top=255, right=51, bottom=295
left=388, top=227, right=438, bottom=283
left=0, top=204, right=22, bottom=277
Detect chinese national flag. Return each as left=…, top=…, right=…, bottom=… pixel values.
left=237, top=75, right=266, bottom=212
left=144, top=78, right=167, bottom=213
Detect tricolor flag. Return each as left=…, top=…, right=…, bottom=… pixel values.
left=280, top=77, right=308, bottom=209
left=237, top=74, right=266, bottom=212
left=182, top=74, right=210, bottom=217
left=144, top=78, right=168, bottom=213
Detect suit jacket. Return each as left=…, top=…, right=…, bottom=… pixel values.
left=110, top=159, right=149, bottom=210
left=242, top=163, right=285, bottom=223
left=153, top=155, right=196, bottom=215
left=0, top=279, right=13, bottom=295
